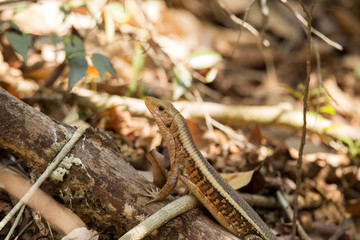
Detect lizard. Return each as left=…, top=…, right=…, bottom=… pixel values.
left=145, top=96, right=277, bottom=240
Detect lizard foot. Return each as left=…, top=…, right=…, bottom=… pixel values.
left=137, top=184, right=162, bottom=205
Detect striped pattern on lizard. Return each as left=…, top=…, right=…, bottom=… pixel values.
left=145, top=97, right=277, bottom=240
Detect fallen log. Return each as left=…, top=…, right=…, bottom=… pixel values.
left=0, top=87, right=238, bottom=239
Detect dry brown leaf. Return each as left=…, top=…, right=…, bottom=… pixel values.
left=346, top=199, right=360, bottom=218
left=141, top=1, right=202, bottom=61
left=248, top=124, right=264, bottom=146
left=186, top=118, right=208, bottom=149
left=220, top=170, right=255, bottom=190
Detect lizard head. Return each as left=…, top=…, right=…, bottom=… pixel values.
left=145, top=97, right=179, bottom=132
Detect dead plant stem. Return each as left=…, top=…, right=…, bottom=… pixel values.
left=292, top=1, right=317, bottom=239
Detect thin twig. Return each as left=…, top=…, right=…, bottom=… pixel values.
left=277, top=191, right=311, bottom=240
left=231, top=0, right=257, bottom=57
left=209, top=118, right=254, bottom=150
left=118, top=195, right=199, bottom=240
left=329, top=218, right=354, bottom=240
left=193, top=89, right=214, bottom=133
left=214, top=0, right=270, bottom=47
left=14, top=220, right=33, bottom=240
left=0, top=126, right=88, bottom=231
left=257, top=0, right=269, bottom=49
left=280, top=0, right=342, bottom=50
left=314, top=43, right=322, bottom=115
left=291, top=1, right=317, bottom=239
left=193, top=89, right=255, bottom=150
left=4, top=205, right=26, bottom=240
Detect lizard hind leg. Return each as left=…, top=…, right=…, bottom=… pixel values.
left=141, top=160, right=180, bottom=205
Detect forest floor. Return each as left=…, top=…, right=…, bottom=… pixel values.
left=0, top=0, right=360, bottom=239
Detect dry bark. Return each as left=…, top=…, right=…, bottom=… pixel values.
left=0, top=87, right=239, bottom=239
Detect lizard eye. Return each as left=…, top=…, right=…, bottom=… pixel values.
left=166, top=123, right=171, bottom=128
left=158, top=106, right=164, bottom=111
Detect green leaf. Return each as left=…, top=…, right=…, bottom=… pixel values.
left=283, top=85, right=303, bottom=99
left=174, top=65, right=192, bottom=87
left=310, top=96, right=328, bottom=105
left=14, top=6, right=28, bottom=14
left=319, top=105, right=335, bottom=115
left=105, top=11, right=115, bottom=43
left=61, top=35, right=71, bottom=45
left=63, top=36, right=85, bottom=59
left=354, top=140, right=360, bottom=148
left=127, top=46, right=145, bottom=96
left=69, top=51, right=86, bottom=58
left=86, top=2, right=102, bottom=24
left=335, top=135, right=353, bottom=147
left=132, top=45, right=145, bottom=74
left=72, top=35, right=83, bottom=48
left=172, top=65, right=192, bottom=100
left=91, top=53, right=117, bottom=81
left=188, top=48, right=222, bottom=69
left=67, top=0, right=84, bottom=8
left=8, top=21, right=20, bottom=30
left=0, top=20, right=20, bottom=31
left=297, top=83, right=305, bottom=90
left=108, top=2, right=132, bottom=23
left=172, top=77, right=187, bottom=101
left=52, top=36, right=62, bottom=45
left=205, top=67, right=218, bottom=83
left=4, top=32, right=32, bottom=65
left=306, top=111, right=324, bottom=120
left=61, top=0, right=84, bottom=13
left=68, top=56, right=88, bottom=90
left=309, top=87, right=325, bottom=97
left=354, top=67, right=360, bottom=80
